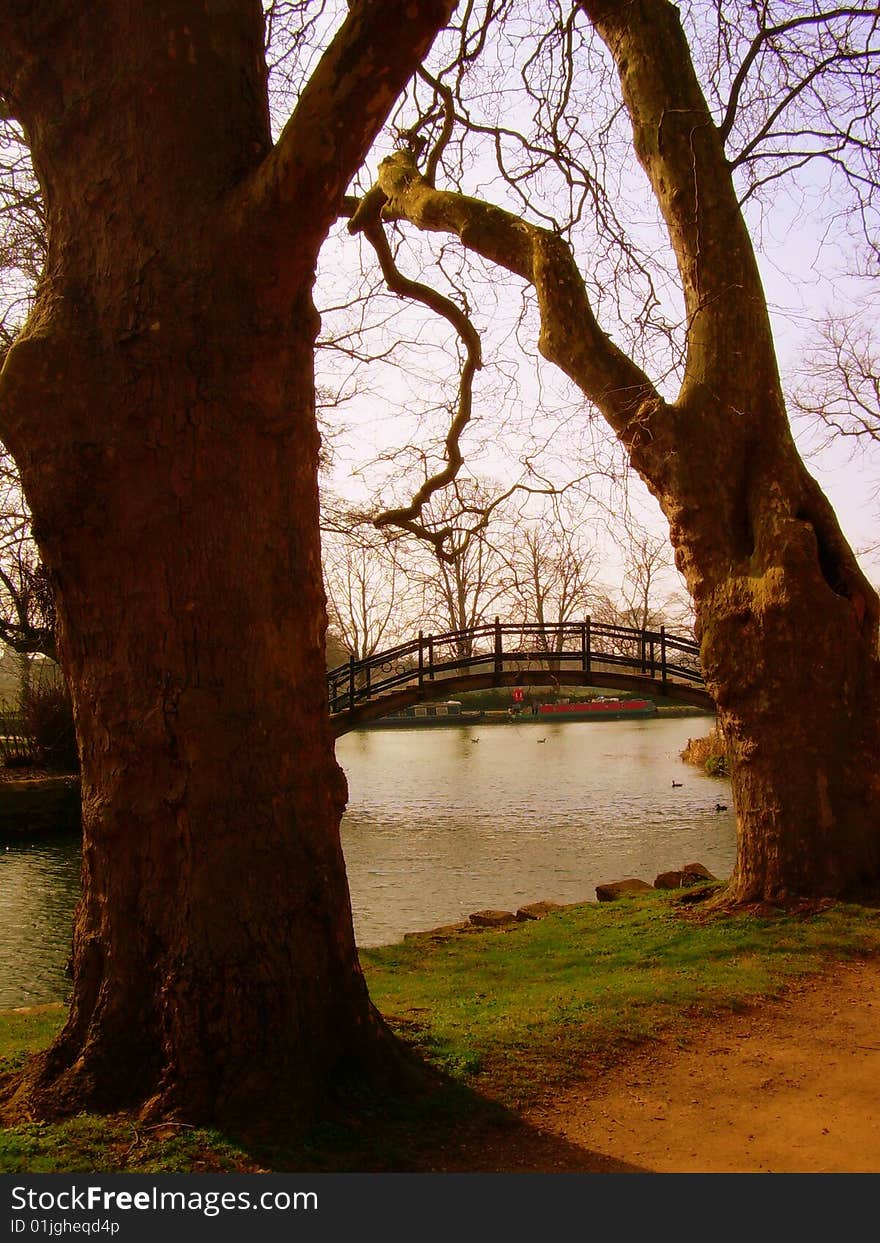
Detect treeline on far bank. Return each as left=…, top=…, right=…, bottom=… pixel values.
left=452, top=685, right=710, bottom=714
left=0, top=659, right=77, bottom=774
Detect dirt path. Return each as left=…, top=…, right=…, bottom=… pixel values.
left=507, top=956, right=880, bottom=1173
left=6, top=959, right=880, bottom=1173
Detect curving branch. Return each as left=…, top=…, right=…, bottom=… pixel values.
left=349, top=192, right=484, bottom=546
left=371, top=150, right=657, bottom=439
left=416, top=66, right=457, bottom=186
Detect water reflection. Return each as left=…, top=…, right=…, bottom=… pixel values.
left=338, top=716, right=735, bottom=946
left=0, top=716, right=734, bottom=1006
left=0, top=835, right=80, bottom=1009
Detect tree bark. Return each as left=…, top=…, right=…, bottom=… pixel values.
left=363, top=0, right=880, bottom=902
left=581, top=0, right=880, bottom=902
left=0, top=0, right=453, bottom=1125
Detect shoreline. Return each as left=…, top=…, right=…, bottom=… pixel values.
left=362, top=704, right=710, bottom=729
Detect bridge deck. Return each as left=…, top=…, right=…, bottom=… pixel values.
left=327, top=619, right=711, bottom=736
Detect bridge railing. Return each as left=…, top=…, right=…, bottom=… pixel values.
left=327, top=618, right=702, bottom=714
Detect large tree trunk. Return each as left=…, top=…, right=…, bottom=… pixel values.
left=364, top=0, right=880, bottom=902
left=5, top=303, right=394, bottom=1125
left=696, top=452, right=880, bottom=902
left=0, top=0, right=452, bottom=1124
left=580, top=0, right=880, bottom=902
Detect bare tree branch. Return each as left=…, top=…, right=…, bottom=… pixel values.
left=348, top=195, right=483, bottom=541
left=246, top=0, right=455, bottom=255
left=719, top=7, right=877, bottom=143
left=372, top=150, right=657, bottom=433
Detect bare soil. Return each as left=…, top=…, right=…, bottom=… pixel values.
left=443, top=956, right=880, bottom=1173
left=6, top=958, right=879, bottom=1174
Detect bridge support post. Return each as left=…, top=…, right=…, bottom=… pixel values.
left=582, top=618, right=591, bottom=674
left=348, top=653, right=356, bottom=716
left=494, top=616, right=503, bottom=677
left=418, top=630, right=424, bottom=691
left=428, top=635, right=434, bottom=680
left=660, top=626, right=667, bottom=689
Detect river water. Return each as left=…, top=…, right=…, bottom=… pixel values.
left=0, top=715, right=734, bottom=1008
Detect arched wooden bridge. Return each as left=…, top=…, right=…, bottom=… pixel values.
left=328, top=618, right=711, bottom=736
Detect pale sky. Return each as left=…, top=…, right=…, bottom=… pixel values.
left=313, top=3, right=880, bottom=595
left=319, top=187, right=880, bottom=598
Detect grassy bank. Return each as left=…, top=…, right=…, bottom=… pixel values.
left=2, top=891, right=879, bottom=1171
left=681, top=724, right=729, bottom=776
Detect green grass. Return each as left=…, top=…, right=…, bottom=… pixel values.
left=362, top=891, right=880, bottom=1103
left=1, top=890, right=879, bottom=1171
left=0, top=1005, right=65, bottom=1071
left=0, top=1115, right=256, bottom=1174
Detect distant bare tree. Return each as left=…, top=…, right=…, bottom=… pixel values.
left=0, top=447, right=55, bottom=663
left=502, top=507, right=597, bottom=649
left=0, top=120, right=54, bottom=671
left=0, top=117, right=44, bottom=356
left=590, top=525, right=694, bottom=666
left=616, top=529, right=679, bottom=633
left=323, top=532, right=412, bottom=662
left=402, top=483, right=509, bottom=659
left=792, top=308, right=879, bottom=448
